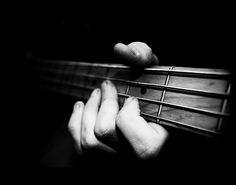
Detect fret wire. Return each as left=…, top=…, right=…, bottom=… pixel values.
left=80, top=73, right=230, bottom=98
left=124, top=85, right=130, bottom=106
left=140, top=112, right=222, bottom=136
left=118, top=93, right=229, bottom=118
left=37, top=75, right=230, bottom=118
left=157, top=67, right=173, bottom=121
left=40, top=81, right=222, bottom=137
left=217, top=82, right=231, bottom=131
left=37, top=67, right=230, bottom=99
left=35, top=59, right=230, bottom=136
left=40, top=59, right=231, bottom=78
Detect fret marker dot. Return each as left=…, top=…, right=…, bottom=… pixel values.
left=141, top=87, right=147, bottom=94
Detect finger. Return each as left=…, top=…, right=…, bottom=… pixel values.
left=149, top=122, right=168, bottom=141
left=116, top=97, right=168, bottom=159
left=128, top=42, right=157, bottom=66
left=128, top=42, right=152, bottom=61
left=68, top=101, right=84, bottom=154
left=152, top=54, right=159, bottom=65
left=81, top=88, right=117, bottom=153
left=114, top=42, right=156, bottom=67
left=94, top=80, right=119, bottom=142
left=131, top=42, right=159, bottom=66
left=113, top=42, right=141, bottom=64
left=133, top=42, right=159, bottom=65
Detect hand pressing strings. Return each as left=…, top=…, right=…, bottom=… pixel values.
left=113, top=41, right=159, bottom=67
left=68, top=42, right=167, bottom=160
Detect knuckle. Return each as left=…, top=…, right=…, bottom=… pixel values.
left=94, top=100, right=118, bottom=138
left=102, top=98, right=118, bottom=108
left=68, top=122, right=76, bottom=134
left=68, top=117, right=80, bottom=134
left=137, top=132, right=168, bottom=160
left=160, top=128, right=169, bottom=142
left=141, top=50, right=152, bottom=61
left=68, top=123, right=73, bottom=132
left=94, top=122, right=107, bottom=137
left=94, top=120, right=113, bottom=138
left=138, top=144, right=160, bottom=160
left=138, top=139, right=161, bottom=160
left=116, top=104, right=136, bottom=125
left=81, top=136, right=98, bottom=150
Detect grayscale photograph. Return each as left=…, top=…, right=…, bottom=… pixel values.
left=15, top=3, right=234, bottom=180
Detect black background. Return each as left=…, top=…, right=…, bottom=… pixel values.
left=7, top=3, right=234, bottom=177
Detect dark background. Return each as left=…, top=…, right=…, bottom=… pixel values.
left=22, top=5, right=233, bottom=68
left=9, top=3, right=234, bottom=175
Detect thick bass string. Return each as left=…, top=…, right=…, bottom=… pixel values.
left=34, top=59, right=231, bottom=137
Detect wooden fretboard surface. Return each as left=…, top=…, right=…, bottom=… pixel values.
left=33, top=59, right=231, bottom=137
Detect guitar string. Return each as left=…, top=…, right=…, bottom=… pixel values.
left=157, top=66, right=173, bottom=123
left=37, top=67, right=230, bottom=99
left=38, top=79, right=222, bottom=137
left=35, top=66, right=230, bottom=117
left=38, top=59, right=231, bottom=78
left=36, top=75, right=230, bottom=118
left=217, top=82, right=231, bottom=131
left=34, top=60, right=231, bottom=136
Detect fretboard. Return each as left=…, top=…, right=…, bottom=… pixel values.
left=33, top=59, right=231, bottom=137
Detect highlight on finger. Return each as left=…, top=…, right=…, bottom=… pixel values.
left=113, top=43, right=140, bottom=62
left=80, top=88, right=117, bottom=153
left=113, top=42, right=158, bottom=67
left=68, top=101, right=85, bottom=155
left=94, top=80, right=119, bottom=141
left=116, top=97, right=168, bottom=160
left=81, top=88, right=101, bottom=149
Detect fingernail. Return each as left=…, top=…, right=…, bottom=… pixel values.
left=73, top=101, right=82, bottom=110
left=104, top=80, right=110, bottom=85
left=124, top=96, right=135, bottom=105
left=91, top=88, right=101, bottom=96
left=102, top=80, right=110, bottom=88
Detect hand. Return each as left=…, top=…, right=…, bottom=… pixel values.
left=68, top=42, right=167, bottom=160
left=113, top=41, right=159, bottom=67
left=68, top=80, right=168, bottom=160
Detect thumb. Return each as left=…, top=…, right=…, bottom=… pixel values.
left=113, top=42, right=158, bottom=67
left=113, top=42, right=141, bottom=63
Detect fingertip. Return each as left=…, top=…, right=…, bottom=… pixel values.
left=74, top=101, right=84, bottom=109
left=91, top=88, right=101, bottom=97
left=113, top=43, right=126, bottom=54
left=114, top=41, right=159, bottom=68
left=101, top=80, right=113, bottom=88
left=85, top=88, right=102, bottom=111
left=124, top=96, right=139, bottom=106
left=72, top=101, right=84, bottom=114
left=121, top=96, right=140, bottom=117
left=113, top=42, right=138, bottom=61
left=100, top=80, right=118, bottom=102
left=124, top=96, right=132, bottom=103
left=152, top=54, right=159, bottom=65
